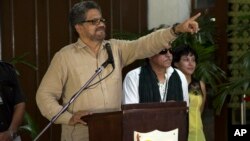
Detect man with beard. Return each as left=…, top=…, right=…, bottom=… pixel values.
left=123, top=46, right=188, bottom=105
left=36, top=1, right=200, bottom=141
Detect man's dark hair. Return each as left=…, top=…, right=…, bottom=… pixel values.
left=69, top=1, right=101, bottom=27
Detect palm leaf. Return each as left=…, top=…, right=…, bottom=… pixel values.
left=9, top=52, right=37, bottom=71
left=172, top=12, right=229, bottom=114
left=214, top=71, right=250, bottom=114
left=113, top=12, right=227, bottom=114
left=213, top=87, right=229, bottom=115
left=7, top=53, right=38, bottom=139
left=19, top=112, right=39, bottom=139
left=235, top=51, right=250, bottom=70
left=195, top=62, right=226, bottom=90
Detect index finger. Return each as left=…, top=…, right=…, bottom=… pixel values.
left=190, top=12, right=201, bottom=21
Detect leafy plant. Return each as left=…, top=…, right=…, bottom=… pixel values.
left=19, top=112, right=39, bottom=139
left=214, top=51, right=250, bottom=114
left=227, top=15, right=250, bottom=37
left=9, top=52, right=37, bottom=75
left=214, top=7, right=250, bottom=115
left=113, top=11, right=227, bottom=114
left=172, top=12, right=226, bottom=93
left=6, top=53, right=39, bottom=139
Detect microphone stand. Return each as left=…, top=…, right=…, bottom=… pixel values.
left=33, top=60, right=110, bottom=141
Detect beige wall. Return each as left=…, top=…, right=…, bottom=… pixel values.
left=148, top=0, right=191, bottom=29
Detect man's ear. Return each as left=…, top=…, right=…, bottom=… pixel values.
left=74, top=24, right=81, bottom=33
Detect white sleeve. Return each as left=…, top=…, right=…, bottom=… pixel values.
left=122, top=68, right=140, bottom=104
left=176, top=69, right=189, bottom=107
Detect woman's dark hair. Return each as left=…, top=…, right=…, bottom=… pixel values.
left=69, top=1, right=101, bottom=27
left=172, top=44, right=198, bottom=65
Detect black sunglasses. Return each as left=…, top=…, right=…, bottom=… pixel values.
left=81, top=18, right=106, bottom=25
left=159, top=48, right=173, bottom=55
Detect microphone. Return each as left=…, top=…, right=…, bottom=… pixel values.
left=105, top=43, right=115, bottom=69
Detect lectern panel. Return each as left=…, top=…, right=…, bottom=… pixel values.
left=82, top=102, right=188, bottom=141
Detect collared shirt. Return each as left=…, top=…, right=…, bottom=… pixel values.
left=123, top=66, right=189, bottom=106
left=36, top=28, right=176, bottom=141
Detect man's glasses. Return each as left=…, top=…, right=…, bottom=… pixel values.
left=159, top=48, right=173, bottom=55
left=81, top=18, right=106, bottom=25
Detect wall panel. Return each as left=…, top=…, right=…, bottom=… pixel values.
left=0, top=0, right=147, bottom=140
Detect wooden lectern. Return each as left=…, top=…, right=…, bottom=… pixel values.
left=82, top=102, right=188, bottom=141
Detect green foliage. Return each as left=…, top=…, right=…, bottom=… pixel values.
left=112, top=12, right=227, bottom=114
left=227, top=15, right=250, bottom=37
left=172, top=12, right=226, bottom=93
left=9, top=52, right=38, bottom=75
left=19, top=112, right=39, bottom=139
left=215, top=1, right=250, bottom=115
left=7, top=53, right=38, bottom=139
left=171, top=12, right=230, bottom=115
left=214, top=51, right=250, bottom=114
